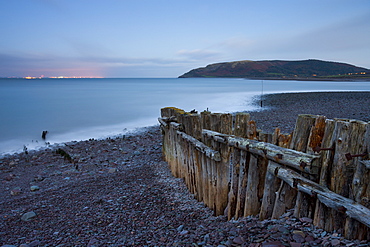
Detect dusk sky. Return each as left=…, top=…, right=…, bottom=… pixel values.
left=1, top=0, right=369, bottom=78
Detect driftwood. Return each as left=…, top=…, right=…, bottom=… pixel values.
left=203, top=129, right=320, bottom=175
left=269, top=162, right=370, bottom=228
left=178, top=131, right=221, bottom=161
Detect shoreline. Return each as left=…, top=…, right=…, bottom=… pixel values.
left=0, top=125, right=160, bottom=158
left=2, top=92, right=370, bottom=245
left=245, top=91, right=370, bottom=133
left=246, top=77, right=370, bottom=82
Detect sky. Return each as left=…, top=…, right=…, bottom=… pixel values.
left=0, top=0, right=369, bottom=78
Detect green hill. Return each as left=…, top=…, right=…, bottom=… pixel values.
left=179, top=59, right=370, bottom=80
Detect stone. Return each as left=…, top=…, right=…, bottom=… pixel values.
left=87, top=238, right=99, bottom=247
left=179, top=230, right=189, bottom=235
left=331, top=239, right=341, bottom=246
left=9, top=161, right=17, bottom=166
left=21, top=211, right=37, bottom=221
left=4, top=174, right=16, bottom=181
left=292, top=231, right=305, bottom=243
left=10, top=187, right=22, bottom=195
left=34, top=175, right=44, bottom=181
left=300, top=217, right=313, bottom=223
left=28, top=240, right=41, bottom=247
left=290, top=243, right=301, bottom=247
left=233, top=236, right=245, bottom=244
left=108, top=168, right=117, bottom=173
left=262, top=241, right=285, bottom=247
left=30, top=185, right=40, bottom=191
left=176, top=225, right=184, bottom=231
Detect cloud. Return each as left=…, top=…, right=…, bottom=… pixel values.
left=218, top=37, right=255, bottom=50
left=176, top=49, right=221, bottom=61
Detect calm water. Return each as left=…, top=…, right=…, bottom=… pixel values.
left=1, top=78, right=370, bottom=155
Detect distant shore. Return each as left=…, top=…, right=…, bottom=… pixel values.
left=245, top=76, right=370, bottom=81
left=245, top=91, right=370, bottom=133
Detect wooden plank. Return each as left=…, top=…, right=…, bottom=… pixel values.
left=294, top=115, right=327, bottom=219
left=272, top=114, right=317, bottom=219
left=177, top=131, right=221, bottom=161
left=235, top=150, right=249, bottom=218
left=271, top=180, right=297, bottom=219
left=203, top=129, right=320, bottom=175
left=268, top=162, right=370, bottom=228
left=259, top=161, right=282, bottom=220
left=289, top=114, right=317, bottom=152
left=312, top=119, right=337, bottom=233
left=234, top=113, right=250, bottom=138
left=248, top=120, right=258, bottom=140
left=200, top=111, right=211, bottom=145
left=344, top=120, right=368, bottom=239
left=215, top=113, right=232, bottom=216
left=201, top=152, right=210, bottom=208
left=193, top=148, right=202, bottom=201
left=244, top=153, right=264, bottom=216
left=226, top=135, right=320, bottom=175
left=227, top=148, right=241, bottom=220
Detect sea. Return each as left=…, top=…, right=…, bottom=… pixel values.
left=1, top=77, right=370, bottom=156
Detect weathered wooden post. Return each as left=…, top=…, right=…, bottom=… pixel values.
left=315, top=119, right=367, bottom=238
left=216, top=113, right=232, bottom=216
left=244, top=153, right=268, bottom=217
left=349, top=122, right=370, bottom=239
left=234, top=113, right=250, bottom=138
left=259, top=161, right=282, bottom=220
left=227, top=113, right=251, bottom=219
left=343, top=120, right=368, bottom=239
left=293, top=115, right=326, bottom=218
left=227, top=143, right=241, bottom=219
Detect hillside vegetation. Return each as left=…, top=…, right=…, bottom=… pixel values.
left=179, top=59, right=370, bottom=80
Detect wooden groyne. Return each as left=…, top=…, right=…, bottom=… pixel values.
left=159, top=107, right=370, bottom=240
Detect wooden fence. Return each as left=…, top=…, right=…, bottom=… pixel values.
left=159, top=107, right=370, bottom=240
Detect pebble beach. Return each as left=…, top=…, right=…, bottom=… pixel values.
left=1, top=91, right=370, bottom=247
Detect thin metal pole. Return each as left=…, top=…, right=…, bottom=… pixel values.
left=260, top=80, right=264, bottom=107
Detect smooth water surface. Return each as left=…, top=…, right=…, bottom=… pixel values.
left=1, top=78, right=370, bottom=155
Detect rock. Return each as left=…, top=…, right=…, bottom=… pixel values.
left=34, top=175, right=45, bottom=181
left=28, top=240, right=41, bottom=247
left=9, top=161, right=18, bottom=166
left=300, top=217, right=313, bottom=223
left=108, top=168, right=117, bottom=173
left=233, top=236, right=245, bottom=244
left=1, top=245, right=17, bottom=247
left=30, top=185, right=40, bottom=191
left=289, top=243, right=301, bottom=247
left=179, top=230, right=189, bottom=235
left=10, top=187, right=22, bottom=195
left=20, top=240, right=40, bottom=247
left=331, top=239, right=341, bottom=246
left=292, top=230, right=306, bottom=243
left=262, top=241, right=285, bottom=247
left=21, top=211, right=37, bottom=221
left=4, top=174, right=16, bottom=181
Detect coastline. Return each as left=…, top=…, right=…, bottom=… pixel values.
left=245, top=77, right=370, bottom=81
left=1, top=92, right=370, bottom=245
left=245, top=91, right=370, bottom=133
